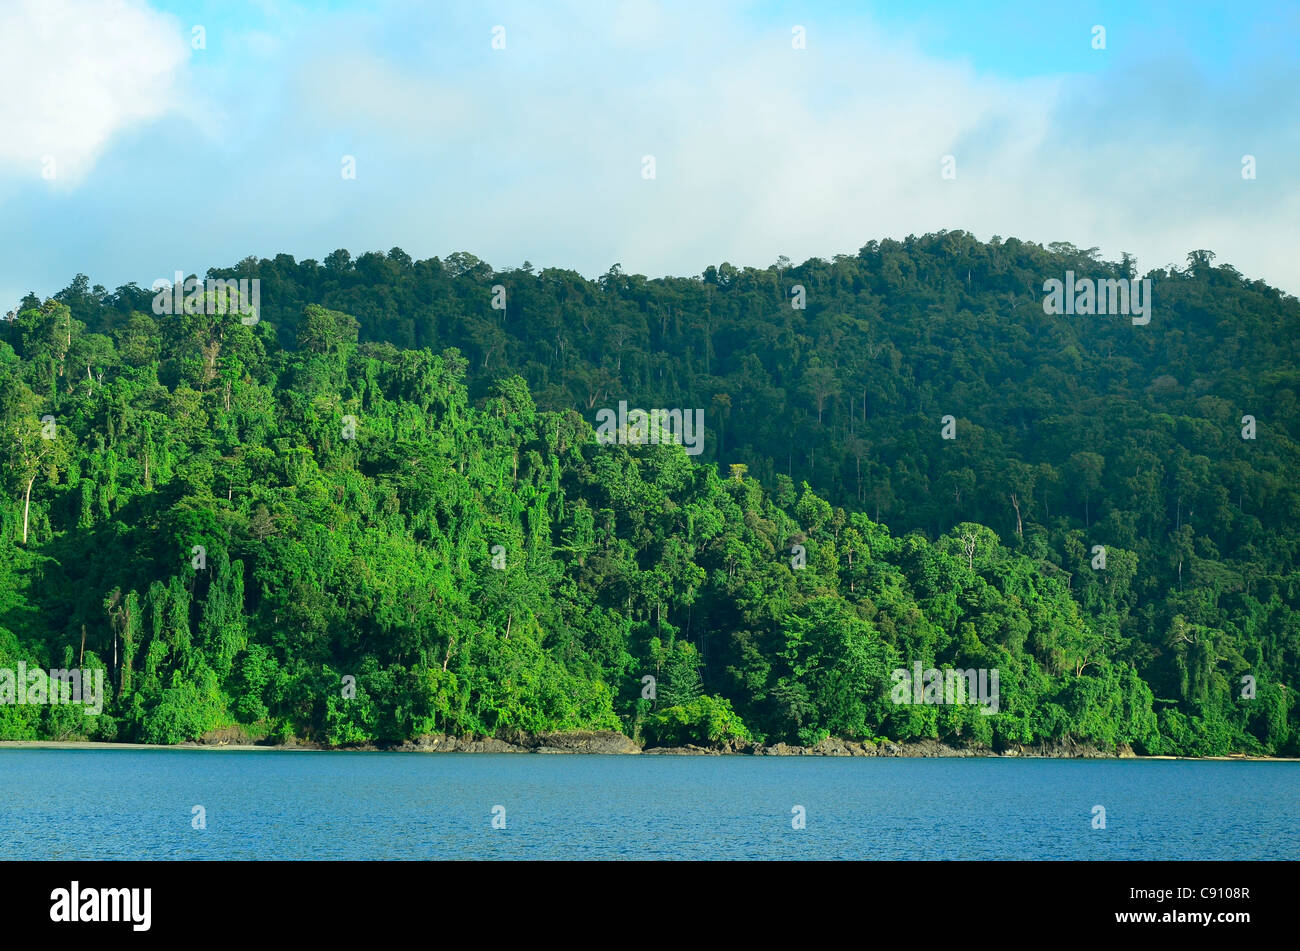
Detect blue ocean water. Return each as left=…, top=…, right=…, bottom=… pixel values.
left=0, top=750, right=1296, bottom=860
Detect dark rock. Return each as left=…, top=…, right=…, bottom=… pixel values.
left=532, top=731, right=640, bottom=754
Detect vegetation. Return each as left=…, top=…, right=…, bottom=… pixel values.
left=1, top=232, right=1296, bottom=755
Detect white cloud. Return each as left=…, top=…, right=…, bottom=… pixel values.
left=2, top=0, right=1295, bottom=301
left=0, top=0, right=188, bottom=186
left=610, top=0, right=665, bottom=48
left=263, top=4, right=1296, bottom=293
left=294, top=51, right=470, bottom=143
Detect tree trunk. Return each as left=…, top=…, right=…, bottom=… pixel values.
left=22, top=474, right=36, bottom=544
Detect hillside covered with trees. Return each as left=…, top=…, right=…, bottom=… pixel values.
left=1, top=232, right=1296, bottom=755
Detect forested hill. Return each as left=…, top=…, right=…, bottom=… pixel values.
left=2, top=231, right=1297, bottom=754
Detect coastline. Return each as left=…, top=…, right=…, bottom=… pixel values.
left=1, top=733, right=1295, bottom=761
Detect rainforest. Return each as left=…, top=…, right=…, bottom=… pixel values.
left=1, top=232, right=1296, bottom=756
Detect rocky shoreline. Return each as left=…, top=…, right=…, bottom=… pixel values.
left=640, top=736, right=1141, bottom=757
left=5, top=730, right=1292, bottom=760
left=209, top=728, right=1142, bottom=757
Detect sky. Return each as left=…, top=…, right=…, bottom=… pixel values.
left=1, top=0, right=1298, bottom=311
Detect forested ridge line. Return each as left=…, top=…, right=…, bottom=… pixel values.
left=1, top=231, right=1296, bottom=754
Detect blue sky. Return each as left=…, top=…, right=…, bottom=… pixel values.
left=2, top=0, right=1298, bottom=310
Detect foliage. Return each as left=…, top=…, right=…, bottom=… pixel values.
left=1, top=236, right=1296, bottom=754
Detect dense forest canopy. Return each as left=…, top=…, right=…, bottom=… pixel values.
left=1, top=231, right=1296, bottom=754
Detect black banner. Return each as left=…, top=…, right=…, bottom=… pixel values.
left=0, top=860, right=1284, bottom=939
